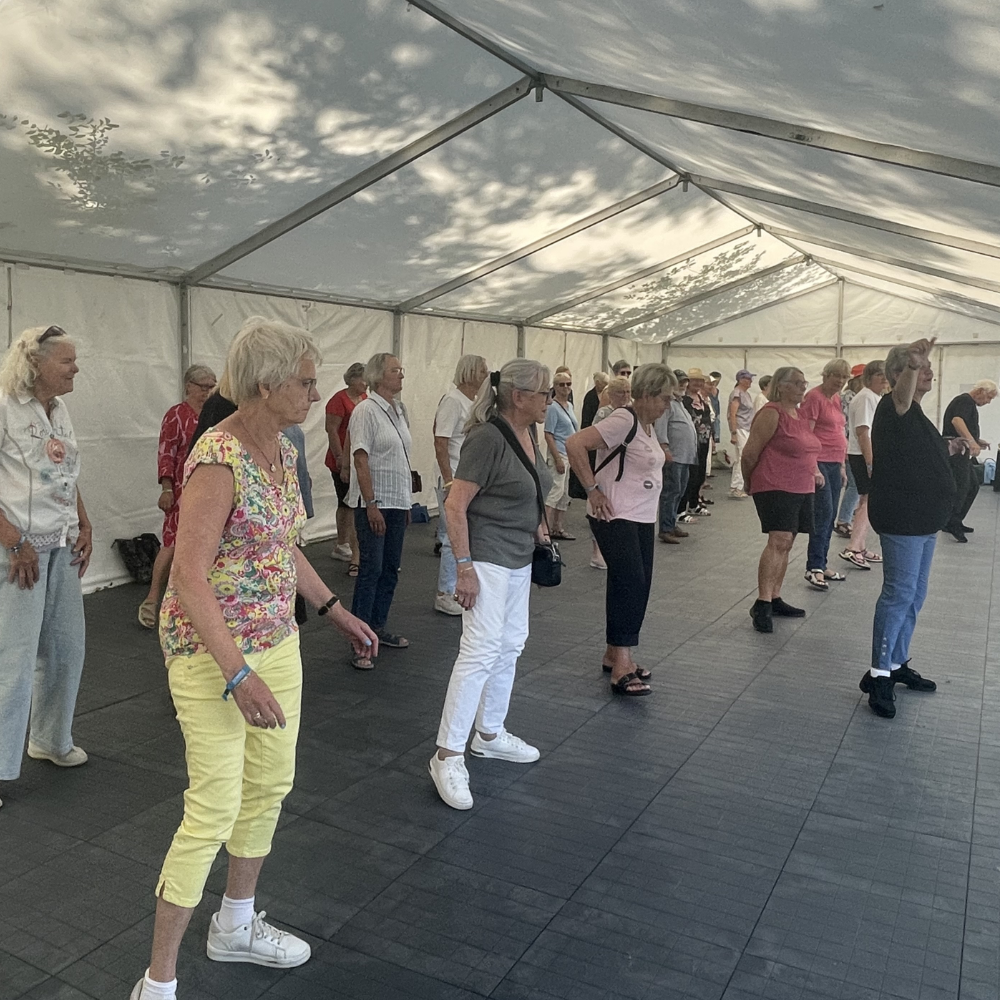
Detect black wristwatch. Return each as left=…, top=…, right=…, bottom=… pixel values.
left=316, top=595, right=339, bottom=617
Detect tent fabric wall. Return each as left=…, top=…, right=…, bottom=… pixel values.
left=458, top=321, right=518, bottom=368
left=525, top=327, right=566, bottom=374
left=9, top=266, right=179, bottom=590
left=564, top=331, right=603, bottom=397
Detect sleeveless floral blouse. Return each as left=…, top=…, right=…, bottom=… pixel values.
left=159, top=429, right=306, bottom=659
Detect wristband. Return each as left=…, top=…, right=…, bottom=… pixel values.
left=222, top=664, right=252, bottom=700
left=316, top=595, right=339, bottom=617
left=365, top=498, right=378, bottom=507
left=442, top=480, right=453, bottom=488
left=584, top=483, right=600, bottom=493
left=7, top=533, right=28, bottom=555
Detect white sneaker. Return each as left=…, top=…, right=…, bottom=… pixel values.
left=330, top=543, right=352, bottom=562
left=433, top=592, right=464, bottom=616
left=129, top=980, right=143, bottom=1000
left=206, top=910, right=311, bottom=968
left=428, top=753, right=474, bottom=810
left=27, top=743, right=88, bottom=767
left=470, top=728, right=540, bottom=763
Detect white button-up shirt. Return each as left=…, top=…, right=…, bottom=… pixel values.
left=348, top=393, right=413, bottom=511
left=0, top=390, right=81, bottom=549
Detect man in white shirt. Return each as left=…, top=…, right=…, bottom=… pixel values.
left=432, top=355, right=488, bottom=615
left=727, top=369, right=756, bottom=498
left=753, top=375, right=772, bottom=414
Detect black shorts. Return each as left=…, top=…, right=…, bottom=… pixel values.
left=752, top=490, right=815, bottom=535
left=847, top=454, right=872, bottom=495
left=331, top=469, right=350, bottom=508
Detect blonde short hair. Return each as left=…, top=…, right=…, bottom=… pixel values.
left=224, top=316, right=321, bottom=406
left=822, top=358, right=851, bottom=379
left=972, top=379, right=998, bottom=395
left=0, top=325, right=75, bottom=396
left=606, top=375, right=630, bottom=400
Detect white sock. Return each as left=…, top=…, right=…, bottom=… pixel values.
left=217, top=894, right=255, bottom=931
left=141, top=970, right=177, bottom=1000
left=870, top=668, right=891, bottom=678
left=890, top=663, right=902, bottom=672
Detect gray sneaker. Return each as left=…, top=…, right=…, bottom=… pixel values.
left=27, top=743, right=88, bottom=767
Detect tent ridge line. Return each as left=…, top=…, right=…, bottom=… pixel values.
left=545, top=76, right=1000, bottom=188
left=605, top=255, right=806, bottom=335
left=395, top=175, right=682, bottom=312
left=182, top=76, right=533, bottom=286
left=524, top=225, right=756, bottom=324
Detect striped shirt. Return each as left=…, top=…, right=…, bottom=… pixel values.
left=348, top=393, right=413, bottom=511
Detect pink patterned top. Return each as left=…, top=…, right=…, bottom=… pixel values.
left=159, top=430, right=306, bottom=659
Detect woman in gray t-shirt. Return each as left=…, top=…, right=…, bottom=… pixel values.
left=429, top=359, right=553, bottom=811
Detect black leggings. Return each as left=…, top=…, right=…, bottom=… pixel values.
left=683, top=441, right=710, bottom=511
left=589, top=517, right=655, bottom=647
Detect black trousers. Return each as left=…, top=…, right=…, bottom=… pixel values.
left=589, top=518, right=655, bottom=648
left=683, top=441, right=710, bottom=511
left=945, top=453, right=979, bottom=532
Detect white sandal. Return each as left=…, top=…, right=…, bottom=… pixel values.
left=804, top=569, right=829, bottom=591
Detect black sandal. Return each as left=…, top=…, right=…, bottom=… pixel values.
left=611, top=672, right=651, bottom=696
left=603, top=662, right=651, bottom=680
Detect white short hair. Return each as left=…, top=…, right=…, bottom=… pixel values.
left=453, top=354, right=488, bottom=388
left=0, top=325, right=75, bottom=396
left=225, top=316, right=320, bottom=406
left=972, top=379, right=998, bottom=395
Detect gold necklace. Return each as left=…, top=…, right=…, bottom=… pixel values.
left=238, top=415, right=279, bottom=473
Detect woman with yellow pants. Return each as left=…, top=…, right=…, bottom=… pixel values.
left=131, top=318, right=377, bottom=1000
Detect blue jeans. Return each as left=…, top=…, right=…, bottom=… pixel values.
left=838, top=459, right=859, bottom=524
left=659, top=461, right=691, bottom=534
left=352, top=507, right=407, bottom=632
left=870, top=533, right=936, bottom=675
left=0, top=545, right=86, bottom=780
left=807, top=461, right=841, bottom=571
left=435, top=481, right=456, bottom=595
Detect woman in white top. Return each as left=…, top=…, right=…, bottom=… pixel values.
left=432, top=354, right=489, bottom=616
left=348, top=353, right=412, bottom=667
left=0, top=326, right=93, bottom=804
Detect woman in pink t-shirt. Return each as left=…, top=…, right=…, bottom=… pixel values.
left=741, top=367, right=822, bottom=634
left=799, top=359, right=850, bottom=591
left=566, top=365, right=675, bottom=697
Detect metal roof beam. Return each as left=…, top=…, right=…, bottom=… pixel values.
left=545, top=77, right=1000, bottom=188
left=523, top=225, right=755, bottom=325
left=766, top=227, right=1000, bottom=295
left=395, top=176, right=681, bottom=312
left=605, top=256, right=806, bottom=335
left=183, top=77, right=533, bottom=285
left=690, top=176, right=1000, bottom=260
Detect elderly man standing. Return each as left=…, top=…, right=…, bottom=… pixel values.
left=941, top=379, right=997, bottom=542
left=727, top=369, right=756, bottom=498
left=859, top=338, right=956, bottom=719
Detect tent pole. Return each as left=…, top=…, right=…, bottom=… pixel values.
left=392, top=312, right=403, bottom=360
left=5, top=265, right=12, bottom=348
left=179, top=284, right=191, bottom=396
left=836, top=278, right=845, bottom=358
left=516, top=324, right=525, bottom=359
left=603, top=336, right=610, bottom=372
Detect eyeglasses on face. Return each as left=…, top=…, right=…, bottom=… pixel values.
left=555, top=381, right=572, bottom=387
left=388, top=367, right=405, bottom=376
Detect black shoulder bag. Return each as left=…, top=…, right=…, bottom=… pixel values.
left=593, top=408, right=640, bottom=482
left=490, top=417, right=562, bottom=587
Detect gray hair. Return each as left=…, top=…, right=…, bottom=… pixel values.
left=884, top=347, right=911, bottom=387
left=972, top=379, right=999, bottom=395
left=861, top=360, right=885, bottom=387
left=631, top=363, right=677, bottom=400
left=183, top=364, right=216, bottom=386
left=364, top=352, right=398, bottom=392
left=593, top=371, right=610, bottom=390
left=611, top=358, right=631, bottom=375
left=0, top=325, right=75, bottom=396
left=822, top=358, right=851, bottom=379
left=454, top=354, right=488, bottom=388
left=469, top=358, right=550, bottom=428
left=225, top=316, right=321, bottom=406
left=758, top=374, right=772, bottom=392
left=343, top=362, right=365, bottom=385
left=768, top=367, right=804, bottom=402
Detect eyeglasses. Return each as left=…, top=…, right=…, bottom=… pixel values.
left=38, top=325, right=67, bottom=344
left=388, top=367, right=405, bottom=376
left=617, top=370, right=632, bottom=376
left=555, top=381, right=572, bottom=387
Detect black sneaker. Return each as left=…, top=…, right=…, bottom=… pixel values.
left=947, top=529, right=968, bottom=543
left=892, top=661, right=936, bottom=692
left=433, top=541, right=442, bottom=556
left=749, top=599, right=773, bottom=633
left=859, top=671, right=896, bottom=718
left=772, top=597, right=805, bottom=618
left=961, top=524, right=975, bottom=533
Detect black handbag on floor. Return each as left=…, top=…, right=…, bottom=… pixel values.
left=490, top=417, right=562, bottom=587
left=112, top=533, right=161, bottom=584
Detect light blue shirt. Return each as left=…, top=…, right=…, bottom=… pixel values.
left=281, top=424, right=313, bottom=519
left=543, top=400, right=578, bottom=456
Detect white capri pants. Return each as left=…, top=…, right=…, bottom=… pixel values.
left=730, top=427, right=750, bottom=492
left=436, top=560, right=532, bottom=752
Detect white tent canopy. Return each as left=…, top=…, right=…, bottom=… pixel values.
left=3, top=0, right=1000, bottom=587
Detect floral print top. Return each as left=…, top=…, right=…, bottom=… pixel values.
left=159, top=429, right=306, bottom=659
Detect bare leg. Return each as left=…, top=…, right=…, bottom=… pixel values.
left=758, top=531, right=794, bottom=600
left=545, top=506, right=561, bottom=534
left=604, top=644, right=634, bottom=683
left=143, top=546, right=174, bottom=607
left=848, top=496, right=870, bottom=553
left=335, top=505, right=351, bottom=550
left=224, top=854, right=265, bottom=900
left=148, top=896, right=195, bottom=983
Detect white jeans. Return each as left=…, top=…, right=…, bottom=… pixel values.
left=436, top=561, right=531, bottom=752
left=730, top=428, right=750, bottom=491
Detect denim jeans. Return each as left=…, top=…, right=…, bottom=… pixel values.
left=435, top=480, right=456, bottom=595
left=659, top=461, right=691, bottom=534
left=0, top=545, right=86, bottom=780
left=352, top=506, right=407, bottom=632
left=838, top=458, right=859, bottom=524
left=807, top=461, right=842, bottom=572
left=870, top=533, right=936, bottom=675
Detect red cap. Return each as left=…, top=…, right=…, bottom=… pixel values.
left=850, top=364, right=865, bottom=377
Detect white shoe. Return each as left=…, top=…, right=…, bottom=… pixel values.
left=428, top=753, right=473, bottom=810
left=433, top=593, right=464, bottom=616
left=330, top=543, right=352, bottom=562
left=27, top=743, right=88, bottom=767
left=470, top=728, right=540, bottom=763
left=129, top=980, right=143, bottom=999
left=589, top=558, right=607, bottom=570
left=206, top=911, right=311, bottom=968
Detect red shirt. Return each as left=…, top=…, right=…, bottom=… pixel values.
left=749, top=403, right=822, bottom=495
left=799, top=387, right=847, bottom=463
left=157, top=401, right=199, bottom=490
left=324, top=388, right=366, bottom=472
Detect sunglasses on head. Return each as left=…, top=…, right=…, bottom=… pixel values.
left=38, top=325, right=67, bottom=344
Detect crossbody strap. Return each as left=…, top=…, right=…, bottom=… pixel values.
left=374, top=399, right=412, bottom=470
left=489, top=417, right=550, bottom=531
left=593, top=408, right=639, bottom=482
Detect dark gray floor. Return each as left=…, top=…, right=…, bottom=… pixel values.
left=2, top=483, right=999, bottom=1000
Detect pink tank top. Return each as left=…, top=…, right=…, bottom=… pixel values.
left=749, top=403, right=822, bottom=495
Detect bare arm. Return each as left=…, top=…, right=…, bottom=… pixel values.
left=325, top=411, right=344, bottom=466
left=950, top=416, right=982, bottom=457
left=292, top=548, right=377, bottom=656
left=565, top=426, right=615, bottom=520
left=727, top=397, right=739, bottom=438
left=740, top=407, right=779, bottom=485
left=892, top=337, right=936, bottom=415
left=544, top=431, right=565, bottom=473
left=434, top=436, right=454, bottom=483
left=445, top=479, right=482, bottom=610
left=71, top=489, right=93, bottom=577
left=856, top=426, right=873, bottom=467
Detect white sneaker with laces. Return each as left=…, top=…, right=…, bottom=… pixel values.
left=206, top=910, right=311, bottom=968
left=330, top=543, right=352, bottom=562
left=428, top=753, right=474, bottom=810
left=470, top=728, right=540, bottom=763
left=433, top=592, right=464, bottom=616
left=27, top=743, right=88, bottom=767
left=129, top=981, right=143, bottom=999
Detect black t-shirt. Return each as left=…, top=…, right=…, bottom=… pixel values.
left=942, top=393, right=979, bottom=441
left=869, top=394, right=955, bottom=536
left=581, top=387, right=601, bottom=429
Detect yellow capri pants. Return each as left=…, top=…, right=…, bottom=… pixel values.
left=156, top=632, right=302, bottom=908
